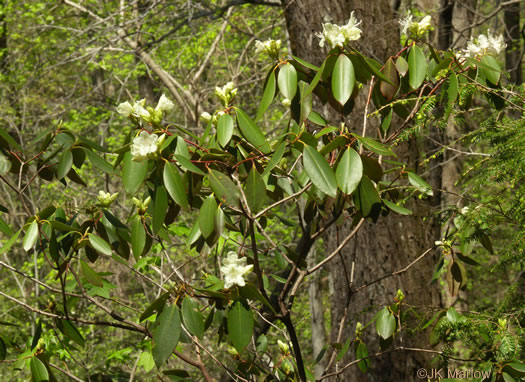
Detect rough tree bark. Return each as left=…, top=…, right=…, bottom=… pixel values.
left=281, top=1, right=442, bottom=381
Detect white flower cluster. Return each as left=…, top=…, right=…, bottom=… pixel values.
left=399, top=11, right=432, bottom=36
left=215, top=82, right=238, bottom=107
left=97, top=191, right=118, bottom=206
left=220, top=251, right=253, bottom=289
left=130, top=131, right=164, bottom=161
left=116, top=94, right=174, bottom=121
left=317, top=11, right=362, bottom=49
left=255, top=39, right=282, bottom=58
left=459, top=30, right=506, bottom=60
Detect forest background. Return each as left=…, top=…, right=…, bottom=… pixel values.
left=0, top=0, right=524, bottom=381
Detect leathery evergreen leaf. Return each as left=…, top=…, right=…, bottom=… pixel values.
left=208, top=169, right=240, bottom=207
left=88, top=234, right=112, bottom=256
left=332, top=54, right=355, bottom=105
left=23, top=220, right=39, bottom=251
left=256, top=69, right=276, bottom=121
left=228, top=301, right=254, bottom=353
left=408, top=45, right=427, bottom=89
left=245, top=166, right=266, bottom=213
left=236, top=109, right=271, bottom=154
left=303, top=145, right=337, bottom=198
left=217, top=114, right=234, bottom=147
left=199, top=195, right=217, bottom=239
left=277, top=62, right=297, bottom=101
left=30, top=357, right=49, bottom=382
left=336, top=148, right=362, bottom=195
left=163, top=162, right=189, bottom=209
left=152, top=305, right=181, bottom=367
left=181, top=297, right=204, bottom=339
left=131, top=216, right=146, bottom=259
left=122, top=152, right=148, bottom=194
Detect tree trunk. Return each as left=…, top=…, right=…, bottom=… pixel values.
left=504, top=1, right=522, bottom=85
left=281, top=1, right=442, bottom=380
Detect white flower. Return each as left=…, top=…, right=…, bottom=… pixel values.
left=200, top=111, right=212, bottom=123
left=116, top=101, right=134, bottom=117
left=130, top=131, right=160, bottom=161
left=255, top=39, right=282, bottom=57
left=155, top=94, right=174, bottom=112
left=0, top=152, right=11, bottom=175
left=215, top=82, right=238, bottom=106
left=220, top=251, right=253, bottom=289
left=97, top=191, right=118, bottom=206
left=399, top=11, right=432, bottom=36
left=460, top=30, right=506, bottom=60
left=317, top=11, right=362, bottom=49
left=116, top=99, right=151, bottom=120
left=460, top=206, right=469, bottom=215
left=340, top=11, right=362, bottom=41
left=132, top=100, right=151, bottom=120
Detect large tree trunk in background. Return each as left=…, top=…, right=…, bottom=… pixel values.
left=281, top=1, right=442, bottom=380
left=504, top=1, right=522, bottom=85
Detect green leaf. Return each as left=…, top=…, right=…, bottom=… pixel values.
left=181, top=297, right=204, bottom=339
left=480, top=55, right=501, bottom=84
left=380, top=58, right=399, bottom=101
left=30, top=357, right=49, bottom=382
left=163, top=162, right=189, bottom=209
left=446, top=71, right=459, bottom=107
left=383, top=199, right=412, bottom=215
left=407, top=172, right=433, bottom=196
left=395, top=56, right=409, bottom=76
left=140, top=292, right=170, bottom=322
left=83, top=148, right=115, bottom=174
left=57, top=150, right=73, bottom=180
left=292, top=55, right=320, bottom=71
left=0, top=127, right=22, bottom=151
left=277, top=63, right=297, bottom=101
left=217, top=114, right=234, bottom=147
left=122, top=152, right=148, bottom=194
left=332, top=54, right=354, bottom=105
left=507, top=363, right=525, bottom=373
left=0, top=229, right=21, bottom=255
left=245, top=166, right=266, bottom=213
left=303, top=145, right=337, bottom=198
left=88, top=234, right=112, bottom=256
left=131, top=216, right=146, bottom=259
left=301, top=59, right=325, bottom=102
left=57, top=319, right=85, bottom=347
left=355, top=342, right=370, bottom=373
left=408, top=45, right=427, bottom=89
left=336, top=148, right=362, bottom=195
left=0, top=215, right=12, bottom=236
left=446, top=307, right=461, bottom=323
left=354, top=176, right=381, bottom=218
left=208, top=169, right=240, bottom=207
left=262, top=142, right=286, bottom=177
left=80, top=260, right=103, bottom=287
left=236, top=109, right=271, bottom=154
left=256, top=69, right=276, bottom=121
left=152, top=186, right=168, bottom=234
left=299, top=80, right=313, bottom=122
left=227, top=301, right=254, bottom=353
left=174, top=154, right=205, bottom=176
left=153, top=304, right=181, bottom=367
left=199, top=195, right=217, bottom=239
left=138, top=351, right=155, bottom=372
left=23, top=220, right=39, bottom=251
left=352, top=134, right=395, bottom=156
left=375, top=307, right=396, bottom=339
